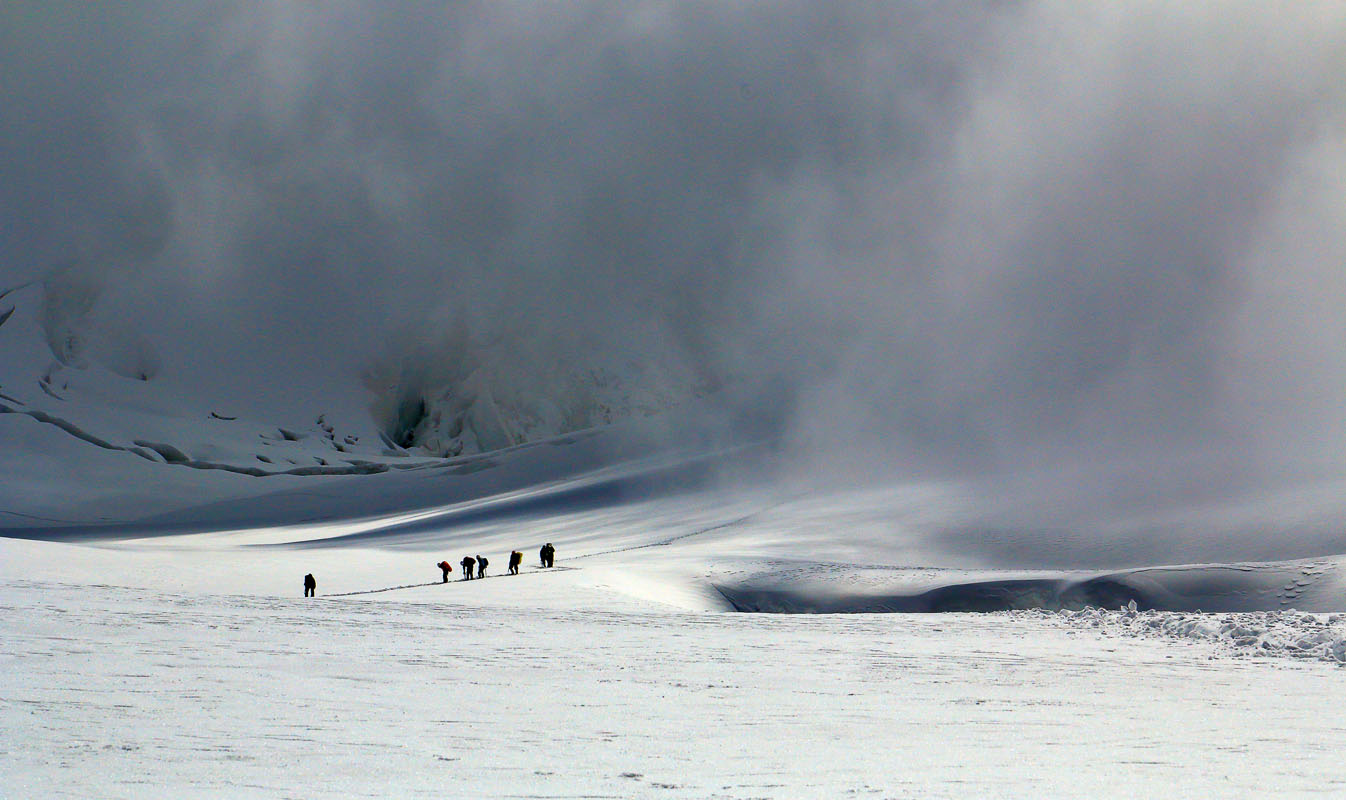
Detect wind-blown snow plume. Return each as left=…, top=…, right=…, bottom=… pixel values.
left=3, top=1, right=1345, bottom=483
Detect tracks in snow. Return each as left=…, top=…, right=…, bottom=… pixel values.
left=318, top=504, right=775, bottom=598
left=324, top=566, right=577, bottom=597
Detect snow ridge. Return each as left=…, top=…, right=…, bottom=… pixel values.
left=1038, top=604, right=1346, bottom=664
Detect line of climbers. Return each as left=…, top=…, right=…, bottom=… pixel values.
left=438, top=542, right=556, bottom=582
left=303, top=543, right=557, bottom=596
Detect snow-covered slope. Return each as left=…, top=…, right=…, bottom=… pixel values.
left=6, top=270, right=1346, bottom=797
left=3, top=537, right=1345, bottom=799
left=0, top=275, right=708, bottom=470
left=6, top=276, right=1346, bottom=614
left=0, top=277, right=727, bottom=527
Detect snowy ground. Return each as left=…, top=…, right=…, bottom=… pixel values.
left=4, top=527, right=1346, bottom=799
left=6, top=281, right=1346, bottom=797
left=4, top=580, right=1345, bottom=799
left=5, top=437, right=1346, bottom=798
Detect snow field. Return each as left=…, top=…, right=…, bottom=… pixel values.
left=4, top=579, right=1346, bottom=799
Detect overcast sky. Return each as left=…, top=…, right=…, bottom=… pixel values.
left=3, top=1, right=1345, bottom=485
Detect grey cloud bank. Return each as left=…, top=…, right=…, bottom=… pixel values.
left=3, top=2, right=1345, bottom=492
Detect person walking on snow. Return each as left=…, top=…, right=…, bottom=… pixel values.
left=437, top=561, right=452, bottom=583
left=508, top=551, right=522, bottom=575
left=476, top=555, right=488, bottom=579
left=461, top=556, right=475, bottom=580
left=541, top=542, right=555, bottom=568
left=303, top=573, right=316, bottom=597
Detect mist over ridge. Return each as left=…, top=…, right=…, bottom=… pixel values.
left=3, top=1, right=1346, bottom=489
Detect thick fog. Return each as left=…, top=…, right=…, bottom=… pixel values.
left=4, top=2, right=1346, bottom=490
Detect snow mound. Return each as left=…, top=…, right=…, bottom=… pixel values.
left=1039, top=604, right=1346, bottom=664
left=714, top=556, right=1346, bottom=613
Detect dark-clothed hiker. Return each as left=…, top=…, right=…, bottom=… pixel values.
left=461, top=556, right=475, bottom=579
left=476, top=555, right=488, bottom=579
left=508, top=551, right=522, bottom=575
left=437, top=561, right=452, bottom=583
left=541, top=543, right=555, bottom=568
left=303, top=573, right=316, bottom=597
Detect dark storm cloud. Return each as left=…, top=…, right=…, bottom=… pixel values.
left=3, top=2, right=1345, bottom=480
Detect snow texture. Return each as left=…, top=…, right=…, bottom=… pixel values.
left=1038, top=604, right=1346, bottom=664
left=4, top=576, right=1346, bottom=799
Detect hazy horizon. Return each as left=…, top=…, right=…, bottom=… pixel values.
left=4, top=2, right=1346, bottom=494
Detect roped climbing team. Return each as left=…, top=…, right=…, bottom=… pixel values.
left=304, top=543, right=557, bottom=595
left=456, top=543, right=555, bottom=580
